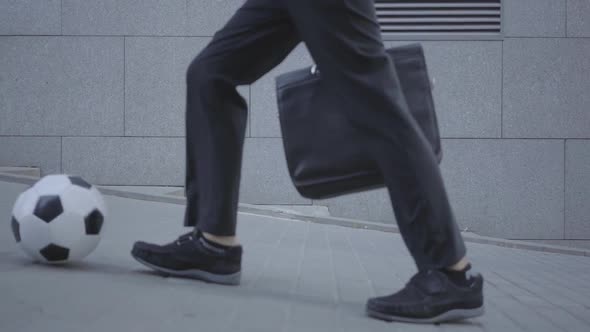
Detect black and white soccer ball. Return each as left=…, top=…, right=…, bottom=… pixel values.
left=10, top=174, right=107, bottom=264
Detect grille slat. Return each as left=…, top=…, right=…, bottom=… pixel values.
left=375, top=0, right=502, bottom=37
left=375, top=3, right=500, bottom=9
left=378, top=17, right=501, bottom=23
left=377, top=10, right=501, bottom=16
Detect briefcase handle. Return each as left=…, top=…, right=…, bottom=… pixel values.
left=309, top=64, right=434, bottom=90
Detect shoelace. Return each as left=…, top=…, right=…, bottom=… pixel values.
left=175, top=231, right=196, bottom=245
left=407, top=269, right=447, bottom=294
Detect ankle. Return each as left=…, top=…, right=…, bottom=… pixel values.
left=202, top=232, right=239, bottom=247
left=440, top=258, right=474, bottom=288
left=447, top=257, right=469, bottom=272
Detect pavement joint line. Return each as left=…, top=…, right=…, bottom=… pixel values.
left=2, top=171, right=589, bottom=258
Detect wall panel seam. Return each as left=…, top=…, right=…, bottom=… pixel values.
left=504, top=36, right=590, bottom=39
left=123, top=36, right=126, bottom=136
left=3, top=136, right=590, bottom=140
left=501, top=39, right=504, bottom=138
left=60, top=0, right=63, bottom=35
left=565, top=0, right=569, bottom=38
left=0, top=34, right=217, bottom=38
left=185, top=0, right=189, bottom=35
left=563, top=139, right=567, bottom=238
left=60, top=136, right=63, bottom=173
left=3, top=35, right=586, bottom=40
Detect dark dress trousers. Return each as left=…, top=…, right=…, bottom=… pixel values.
left=183, top=0, right=466, bottom=271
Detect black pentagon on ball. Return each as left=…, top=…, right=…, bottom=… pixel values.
left=33, top=195, right=63, bottom=223
left=40, top=243, right=69, bottom=262
left=11, top=216, right=21, bottom=242
left=84, top=209, right=104, bottom=235
left=69, top=175, right=92, bottom=189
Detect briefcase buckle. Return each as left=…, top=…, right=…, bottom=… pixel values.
left=310, top=65, right=320, bottom=75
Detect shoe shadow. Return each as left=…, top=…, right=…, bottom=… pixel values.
left=4, top=254, right=141, bottom=278
left=434, top=320, right=484, bottom=327
left=33, top=260, right=136, bottom=275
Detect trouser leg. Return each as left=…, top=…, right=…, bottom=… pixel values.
left=283, top=0, right=466, bottom=270
left=184, top=0, right=299, bottom=235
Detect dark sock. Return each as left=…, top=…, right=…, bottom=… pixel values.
left=441, top=263, right=472, bottom=287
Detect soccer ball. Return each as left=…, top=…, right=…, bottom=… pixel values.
left=10, top=174, right=107, bottom=264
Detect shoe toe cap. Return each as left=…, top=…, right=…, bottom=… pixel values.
left=131, top=241, right=157, bottom=257
left=366, top=294, right=426, bottom=317
left=367, top=296, right=395, bottom=312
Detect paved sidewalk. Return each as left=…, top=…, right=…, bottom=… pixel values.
left=1, top=180, right=590, bottom=332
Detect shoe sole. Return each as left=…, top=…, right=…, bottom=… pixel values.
left=366, top=305, right=484, bottom=324
left=131, top=255, right=241, bottom=286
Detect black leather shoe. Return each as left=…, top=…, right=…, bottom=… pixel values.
left=131, top=231, right=242, bottom=285
left=366, top=269, right=484, bottom=323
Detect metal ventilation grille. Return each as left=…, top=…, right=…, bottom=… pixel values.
left=375, top=0, right=502, bottom=38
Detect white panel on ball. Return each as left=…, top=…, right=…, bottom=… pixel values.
left=72, top=235, right=100, bottom=261
left=59, top=185, right=96, bottom=217
left=49, top=210, right=86, bottom=256
left=33, top=174, right=71, bottom=196
left=12, top=188, right=38, bottom=221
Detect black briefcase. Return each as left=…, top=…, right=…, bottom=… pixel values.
left=275, top=43, right=441, bottom=199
